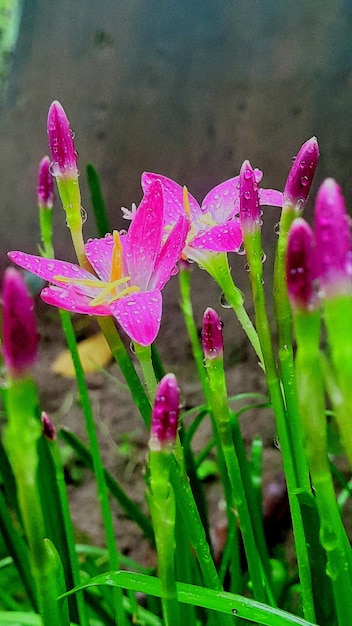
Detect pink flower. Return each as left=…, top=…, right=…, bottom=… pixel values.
left=239, top=160, right=261, bottom=234
left=141, top=171, right=283, bottom=263
left=314, top=178, right=352, bottom=298
left=286, top=218, right=318, bottom=312
left=2, top=268, right=39, bottom=377
left=47, top=100, right=78, bottom=178
left=149, top=373, right=180, bottom=451
left=37, top=156, right=54, bottom=209
left=8, top=181, right=189, bottom=346
left=284, top=137, right=319, bottom=209
left=202, top=307, right=224, bottom=360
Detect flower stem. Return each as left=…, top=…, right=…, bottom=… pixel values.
left=243, top=229, right=316, bottom=623
left=134, top=342, right=158, bottom=401
left=60, top=309, right=126, bottom=626
left=202, top=253, right=264, bottom=366
left=3, top=377, right=70, bottom=626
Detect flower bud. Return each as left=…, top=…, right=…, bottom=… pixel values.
left=202, top=307, right=224, bottom=360
left=41, top=412, right=56, bottom=440
left=47, top=100, right=77, bottom=178
left=239, top=160, right=261, bottom=233
left=149, top=374, right=180, bottom=451
left=37, top=156, right=54, bottom=209
left=314, top=178, right=352, bottom=298
left=286, top=219, right=317, bottom=312
left=2, top=268, right=39, bottom=377
left=284, top=137, right=319, bottom=210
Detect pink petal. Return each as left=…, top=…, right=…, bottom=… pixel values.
left=201, top=177, right=241, bottom=222
left=259, top=189, right=283, bottom=207
left=85, top=235, right=115, bottom=281
left=41, top=286, right=110, bottom=316
left=141, top=172, right=200, bottom=224
left=109, top=290, right=162, bottom=346
left=8, top=251, right=96, bottom=286
left=151, top=215, right=190, bottom=290
left=190, top=219, right=243, bottom=252
left=125, top=180, right=163, bottom=289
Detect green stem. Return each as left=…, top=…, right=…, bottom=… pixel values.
left=3, top=378, right=69, bottom=626
left=39, top=207, right=54, bottom=258
left=201, top=253, right=263, bottom=365
left=205, top=357, right=272, bottom=604
left=98, top=316, right=151, bottom=427
left=294, top=309, right=352, bottom=625
left=178, top=263, right=209, bottom=398
left=273, top=206, right=310, bottom=492
left=244, top=229, right=316, bottom=623
left=148, top=450, right=180, bottom=626
left=134, top=342, right=158, bottom=401
left=59, top=309, right=126, bottom=626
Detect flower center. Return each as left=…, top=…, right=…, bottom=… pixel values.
left=55, top=231, right=140, bottom=306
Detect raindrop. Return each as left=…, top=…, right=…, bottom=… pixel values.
left=244, top=262, right=250, bottom=272
left=119, top=229, right=127, bottom=236
left=49, top=161, right=58, bottom=176
left=47, top=262, right=55, bottom=271
left=273, top=434, right=281, bottom=450
left=236, top=243, right=246, bottom=256
left=261, top=252, right=267, bottom=263
left=129, top=341, right=136, bottom=354
left=244, top=190, right=251, bottom=200
left=299, top=159, right=306, bottom=169
left=244, top=169, right=252, bottom=180
left=232, top=609, right=238, bottom=615
left=292, top=155, right=296, bottom=162
left=70, top=128, right=76, bottom=139
left=220, top=293, right=231, bottom=309
left=274, top=222, right=280, bottom=235
left=80, top=207, right=87, bottom=223
left=300, top=176, right=309, bottom=187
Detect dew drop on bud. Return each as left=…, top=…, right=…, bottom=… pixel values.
left=80, top=206, right=88, bottom=223
left=300, top=176, right=309, bottom=187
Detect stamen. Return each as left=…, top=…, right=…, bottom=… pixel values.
left=110, top=230, right=123, bottom=282
left=183, top=186, right=191, bottom=217
left=106, top=285, right=140, bottom=304
left=88, top=276, right=133, bottom=306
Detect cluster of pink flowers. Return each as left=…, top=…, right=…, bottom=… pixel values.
left=8, top=101, right=287, bottom=347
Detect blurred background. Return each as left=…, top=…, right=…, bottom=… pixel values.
left=1, top=0, right=352, bottom=355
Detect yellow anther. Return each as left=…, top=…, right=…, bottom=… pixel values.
left=109, top=230, right=123, bottom=282
left=88, top=276, right=132, bottom=306
left=183, top=186, right=191, bottom=217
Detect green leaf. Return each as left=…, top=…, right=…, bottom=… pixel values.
left=60, top=570, right=318, bottom=626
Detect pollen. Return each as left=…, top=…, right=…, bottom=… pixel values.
left=110, top=230, right=123, bottom=282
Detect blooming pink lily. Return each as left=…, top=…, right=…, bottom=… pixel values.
left=8, top=181, right=189, bottom=346
left=141, top=171, right=283, bottom=263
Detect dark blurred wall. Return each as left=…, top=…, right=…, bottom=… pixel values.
left=1, top=0, right=352, bottom=355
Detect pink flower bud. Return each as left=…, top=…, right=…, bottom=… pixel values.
left=286, top=219, right=317, bottom=312
left=202, top=307, right=224, bottom=359
left=150, top=374, right=180, bottom=450
left=239, top=160, right=261, bottom=233
left=37, top=156, right=54, bottom=208
left=284, top=137, right=319, bottom=209
left=47, top=101, right=77, bottom=178
left=2, top=268, right=39, bottom=377
left=41, top=412, right=56, bottom=440
left=314, top=178, right=352, bottom=297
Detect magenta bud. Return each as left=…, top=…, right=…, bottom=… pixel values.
left=37, top=156, right=54, bottom=208
left=286, top=219, right=317, bottom=312
left=150, top=374, right=180, bottom=451
left=41, top=412, right=56, bottom=440
left=314, top=178, right=352, bottom=297
left=284, top=137, right=319, bottom=209
left=2, top=268, right=39, bottom=377
left=239, top=160, right=261, bottom=233
left=47, top=100, right=77, bottom=178
left=202, top=307, right=224, bottom=359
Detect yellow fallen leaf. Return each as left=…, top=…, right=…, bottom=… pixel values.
left=51, top=332, right=112, bottom=377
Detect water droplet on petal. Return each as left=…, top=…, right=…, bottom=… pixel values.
left=301, top=176, right=309, bottom=187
